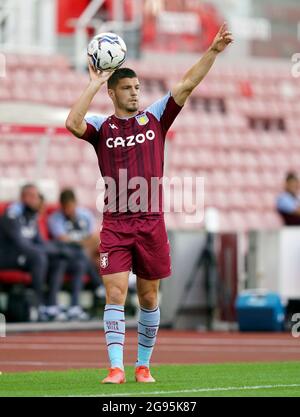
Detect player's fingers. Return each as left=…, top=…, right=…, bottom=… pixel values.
left=218, top=22, right=227, bottom=35
left=87, top=57, right=94, bottom=68
left=106, top=69, right=115, bottom=76
left=88, top=65, right=95, bottom=79
left=102, top=68, right=115, bottom=74
left=101, top=69, right=115, bottom=81
left=224, top=36, right=234, bottom=43
left=88, top=60, right=97, bottom=74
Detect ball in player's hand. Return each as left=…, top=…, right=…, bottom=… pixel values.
left=87, top=32, right=127, bottom=71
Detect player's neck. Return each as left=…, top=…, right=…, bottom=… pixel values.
left=114, top=109, right=139, bottom=120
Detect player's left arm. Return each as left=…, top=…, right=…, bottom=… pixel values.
left=172, top=23, right=233, bottom=107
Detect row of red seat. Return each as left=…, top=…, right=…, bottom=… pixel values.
left=4, top=54, right=293, bottom=81
left=165, top=210, right=282, bottom=232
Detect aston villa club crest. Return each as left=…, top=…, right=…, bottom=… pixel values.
left=100, top=253, right=109, bottom=269
left=136, top=114, right=149, bottom=126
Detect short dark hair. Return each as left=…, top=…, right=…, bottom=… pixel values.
left=60, top=189, right=76, bottom=205
left=20, top=183, right=37, bottom=196
left=286, top=172, right=298, bottom=182
left=107, top=68, right=138, bottom=89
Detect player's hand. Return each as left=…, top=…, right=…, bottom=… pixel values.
left=88, top=61, right=115, bottom=86
left=210, top=23, right=233, bottom=54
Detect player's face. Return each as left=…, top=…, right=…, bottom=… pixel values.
left=62, top=201, right=76, bottom=219
left=21, top=186, right=40, bottom=212
left=110, top=78, right=140, bottom=113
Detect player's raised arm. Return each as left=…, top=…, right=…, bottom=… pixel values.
left=65, top=63, right=114, bottom=138
left=172, top=23, right=233, bottom=107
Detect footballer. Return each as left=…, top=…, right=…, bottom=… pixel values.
left=66, top=23, right=233, bottom=384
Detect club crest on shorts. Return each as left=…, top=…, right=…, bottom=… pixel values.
left=100, top=253, right=109, bottom=269
left=136, top=114, right=149, bottom=126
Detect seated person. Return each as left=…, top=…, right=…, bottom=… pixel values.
left=0, top=184, right=68, bottom=321
left=48, top=189, right=104, bottom=304
left=276, top=172, right=300, bottom=226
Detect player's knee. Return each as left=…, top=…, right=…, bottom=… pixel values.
left=139, top=291, right=158, bottom=310
left=106, top=286, right=127, bottom=305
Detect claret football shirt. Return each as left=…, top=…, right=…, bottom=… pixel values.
left=80, top=92, right=183, bottom=218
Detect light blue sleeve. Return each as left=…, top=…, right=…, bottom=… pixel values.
left=6, top=203, right=24, bottom=219
left=85, top=115, right=107, bottom=131
left=145, top=92, right=172, bottom=121
left=48, top=212, right=67, bottom=238
left=277, top=193, right=299, bottom=214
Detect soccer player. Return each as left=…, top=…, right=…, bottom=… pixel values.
left=66, top=24, right=233, bottom=384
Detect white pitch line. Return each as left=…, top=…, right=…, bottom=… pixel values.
left=67, top=383, right=300, bottom=397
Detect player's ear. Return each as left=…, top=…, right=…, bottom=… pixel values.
left=108, top=88, right=115, bottom=100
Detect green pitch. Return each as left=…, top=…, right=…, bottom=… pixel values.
left=0, top=362, right=300, bottom=397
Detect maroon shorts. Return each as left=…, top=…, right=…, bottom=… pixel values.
left=99, top=215, right=171, bottom=280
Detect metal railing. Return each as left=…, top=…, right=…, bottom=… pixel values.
left=70, top=0, right=142, bottom=71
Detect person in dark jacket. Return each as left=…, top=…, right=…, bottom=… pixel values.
left=0, top=184, right=68, bottom=321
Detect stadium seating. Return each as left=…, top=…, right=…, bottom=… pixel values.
left=2, top=53, right=300, bottom=234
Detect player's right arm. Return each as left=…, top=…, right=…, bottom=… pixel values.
left=65, top=63, right=114, bottom=138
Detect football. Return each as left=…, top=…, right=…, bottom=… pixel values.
left=87, top=32, right=127, bottom=71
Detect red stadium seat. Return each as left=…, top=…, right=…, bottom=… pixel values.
left=229, top=191, right=247, bottom=210
left=0, top=202, right=9, bottom=215
left=78, top=165, right=101, bottom=187
left=0, top=270, right=31, bottom=285
left=57, top=165, right=78, bottom=186
left=260, top=191, right=277, bottom=210
left=63, top=145, right=82, bottom=163
left=211, top=190, right=230, bottom=210
left=3, top=165, right=25, bottom=179
left=244, top=191, right=261, bottom=210
left=0, top=143, right=11, bottom=163
left=264, top=211, right=283, bottom=229
left=219, top=211, right=247, bottom=233
left=244, top=211, right=266, bottom=230
left=0, top=86, right=12, bottom=100
left=243, top=171, right=261, bottom=189
left=48, top=145, right=66, bottom=163
left=209, top=170, right=229, bottom=189
left=227, top=170, right=245, bottom=188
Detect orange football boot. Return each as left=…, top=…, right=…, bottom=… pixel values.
left=102, top=368, right=126, bottom=384
left=135, top=366, right=156, bottom=383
